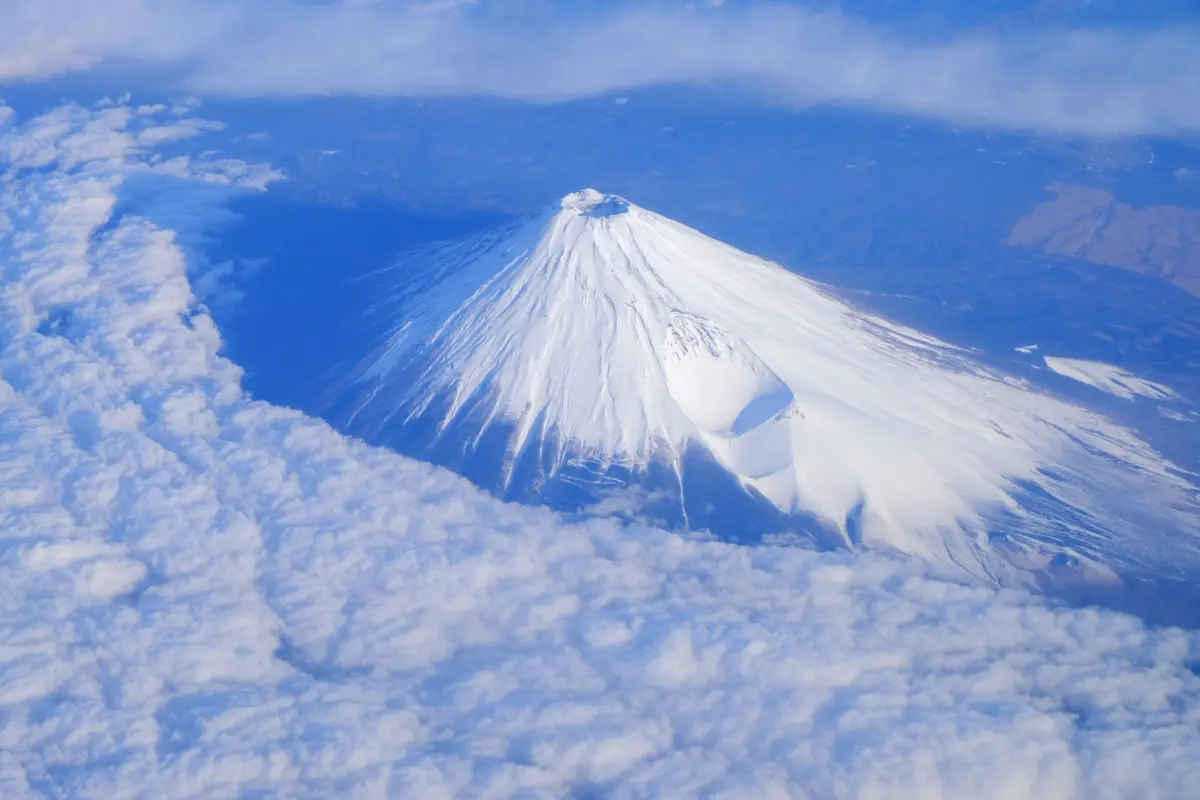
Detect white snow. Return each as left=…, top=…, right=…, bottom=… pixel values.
left=663, top=312, right=796, bottom=490
left=1044, top=356, right=1178, bottom=401
left=663, top=311, right=794, bottom=439
left=2, top=99, right=1200, bottom=800
left=356, top=189, right=1200, bottom=583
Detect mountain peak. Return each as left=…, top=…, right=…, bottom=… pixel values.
left=340, top=192, right=1199, bottom=586
left=560, top=188, right=630, bottom=217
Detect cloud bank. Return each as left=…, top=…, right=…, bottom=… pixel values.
left=3, top=0, right=1200, bottom=137
left=0, top=100, right=1198, bottom=797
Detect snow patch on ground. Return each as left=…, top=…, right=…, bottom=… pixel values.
left=1045, top=356, right=1178, bottom=401
left=2, top=101, right=1200, bottom=799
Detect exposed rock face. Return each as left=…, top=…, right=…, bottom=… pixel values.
left=1008, top=183, right=1200, bottom=297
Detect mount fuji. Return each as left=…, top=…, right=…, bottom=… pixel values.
left=334, top=189, right=1200, bottom=588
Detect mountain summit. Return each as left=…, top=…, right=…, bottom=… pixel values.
left=338, top=190, right=1199, bottom=585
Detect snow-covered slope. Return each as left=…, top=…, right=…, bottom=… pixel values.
left=1044, top=356, right=1178, bottom=401
left=345, top=189, right=1199, bottom=584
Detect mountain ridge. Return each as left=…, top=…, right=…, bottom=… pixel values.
left=335, top=189, right=1200, bottom=587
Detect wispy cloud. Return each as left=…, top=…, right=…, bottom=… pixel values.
left=3, top=1, right=1200, bottom=136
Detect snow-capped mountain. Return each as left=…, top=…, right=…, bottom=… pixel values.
left=337, top=189, right=1199, bottom=585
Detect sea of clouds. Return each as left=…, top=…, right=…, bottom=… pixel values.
left=0, top=102, right=1198, bottom=798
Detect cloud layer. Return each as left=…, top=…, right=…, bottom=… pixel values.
left=3, top=0, right=1200, bottom=136
left=0, top=100, right=1198, bottom=797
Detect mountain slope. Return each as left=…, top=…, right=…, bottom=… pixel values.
left=339, top=189, right=1199, bottom=585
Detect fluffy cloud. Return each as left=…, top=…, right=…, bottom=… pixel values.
left=0, top=100, right=1198, bottom=798
left=3, top=1, right=1200, bottom=137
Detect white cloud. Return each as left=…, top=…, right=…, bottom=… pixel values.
left=0, top=101, right=1198, bottom=797
left=3, top=1, right=1200, bottom=137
